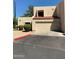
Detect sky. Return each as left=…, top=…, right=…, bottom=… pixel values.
left=14, top=0, right=63, bottom=17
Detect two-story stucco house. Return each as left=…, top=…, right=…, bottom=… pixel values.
left=18, top=1, right=65, bottom=33
left=32, top=6, right=56, bottom=33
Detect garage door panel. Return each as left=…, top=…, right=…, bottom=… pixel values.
left=35, top=22, right=51, bottom=32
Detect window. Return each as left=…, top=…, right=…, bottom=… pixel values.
left=25, top=22, right=30, bottom=24
left=38, top=10, right=44, bottom=17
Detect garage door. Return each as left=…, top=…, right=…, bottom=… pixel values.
left=35, top=22, right=52, bottom=32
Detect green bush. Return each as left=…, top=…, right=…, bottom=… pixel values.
left=24, top=24, right=32, bottom=31
left=18, top=25, right=24, bottom=30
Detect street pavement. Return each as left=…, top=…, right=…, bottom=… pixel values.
left=14, top=35, right=65, bottom=59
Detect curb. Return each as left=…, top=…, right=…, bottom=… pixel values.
left=14, top=33, right=31, bottom=41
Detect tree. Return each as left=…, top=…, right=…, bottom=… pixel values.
left=13, top=0, right=17, bottom=28
left=13, top=17, right=18, bottom=28
left=23, top=5, right=33, bottom=17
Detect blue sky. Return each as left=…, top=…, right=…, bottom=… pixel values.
left=14, top=0, right=63, bottom=17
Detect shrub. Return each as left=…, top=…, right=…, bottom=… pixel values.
left=18, top=25, right=24, bottom=30
left=24, top=24, right=32, bottom=31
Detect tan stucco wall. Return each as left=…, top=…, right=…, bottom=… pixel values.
left=51, top=19, right=61, bottom=31
left=18, top=17, right=32, bottom=25
left=56, top=1, right=65, bottom=32
left=33, top=6, right=56, bottom=17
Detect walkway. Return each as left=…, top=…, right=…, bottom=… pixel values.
left=13, top=31, right=31, bottom=40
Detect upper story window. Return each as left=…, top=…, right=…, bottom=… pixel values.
left=38, top=10, right=44, bottom=17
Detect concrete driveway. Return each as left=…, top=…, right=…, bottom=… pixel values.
left=32, top=31, right=64, bottom=37
left=14, top=35, right=65, bottom=59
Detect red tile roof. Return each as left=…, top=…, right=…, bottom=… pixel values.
left=33, top=16, right=53, bottom=19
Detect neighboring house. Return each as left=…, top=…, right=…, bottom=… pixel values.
left=56, top=1, right=65, bottom=32
left=18, top=1, right=65, bottom=33
left=18, top=17, right=32, bottom=25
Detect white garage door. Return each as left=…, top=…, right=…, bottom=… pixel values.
left=35, top=22, right=52, bottom=32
